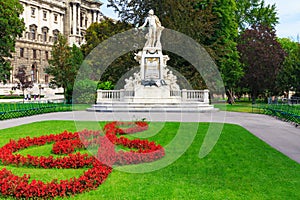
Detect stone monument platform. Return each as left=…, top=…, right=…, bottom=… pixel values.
left=88, top=9, right=216, bottom=113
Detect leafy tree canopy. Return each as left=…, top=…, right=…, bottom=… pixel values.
left=46, top=35, right=83, bottom=103
left=107, top=0, right=242, bottom=90
left=237, top=24, right=286, bottom=102
left=0, top=0, right=25, bottom=83
left=82, top=19, right=136, bottom=85
left=81, top=19, right=133, bottom=56
left=277, top=38, right=300, bottom=94
left=235, top=0, right=278, bottom=31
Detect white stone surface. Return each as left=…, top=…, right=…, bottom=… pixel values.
left=94, top=9, right=213, bottom=112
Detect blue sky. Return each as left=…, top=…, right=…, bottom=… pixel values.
left=101, top=0, right=300, bottom=40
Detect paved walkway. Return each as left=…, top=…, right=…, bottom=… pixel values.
left=0, top=111, right=299, bottom=164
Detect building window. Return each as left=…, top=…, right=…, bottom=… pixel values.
left=29, top=24, right=37, bottom=40
left=53, top=29, right=59, bottom=42
left=45, top=74, right=49, bottom=84
left=43, top=32, right=47, bottom=42
left=33, top=49, right=37, bottom=59
left=31, top=29, right=36, bottom=40
left=43, top=11, right=47, bottom=20
left=42, top=27, right=49, bottom=42
left=54, top=14, right=58, bottom=23
left=31, top=8, right=36, bottom=16
left=45, top=51, right=48, bottom=60
left=20, top=48, right=24, bottom=57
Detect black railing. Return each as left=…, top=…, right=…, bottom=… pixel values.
left=255, top=104, right=300, bottom=126
left=0, top=103, right=72, bottom=120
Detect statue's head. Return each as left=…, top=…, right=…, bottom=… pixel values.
left=149, top=9, right=154, bottom=15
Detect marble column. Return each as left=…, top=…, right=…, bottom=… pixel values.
left=69, top=4, right=72, bottom=34
left=97, top=12, right=100, bottom=22
left=78, top=5, right=81, bottom=36
left=83, top=14, right=86, bottom=28
left=72, top=3, right=77, bottom=35
left=93, top=11, right=97, bottom=23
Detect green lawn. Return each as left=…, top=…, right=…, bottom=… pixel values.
left=0, top=121, right=300, bottom=199
left=214, top=102, right=263, bottom=113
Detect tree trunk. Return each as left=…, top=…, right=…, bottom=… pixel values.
left=227, top=89, right=235, bottom=104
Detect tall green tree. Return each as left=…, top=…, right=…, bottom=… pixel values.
left=82, top=19, right=133, bottom=56
left=235, top=0, right=278, bottom=31
left=209, top=0, right=242, bottom=102
left=108, top=0, right=242, bottom=92
left=46, top=35, right=83, bottom=103
left=237, top=24, right=286, bottom=103
left=14, top=66, right=33, bottom=102
left=277, top=38, right=300, bottom=94
left=82, top=19, right=135, bottom=84
left=0, top=0, right=25, bottom=83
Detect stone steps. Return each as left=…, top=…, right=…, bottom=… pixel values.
left=87, top=102, right=217, bottom=112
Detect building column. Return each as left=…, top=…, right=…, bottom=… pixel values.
left=61, top=14, right=64, bottom=33
left=69, top=3, right=72, bottom=34
left=83, top=14, right=86, bottom=28
left=97, top=12, right=101, bottom=22
left=93, top=11, right=97, bottom=23
left=78, top=5, right=81, bottom=36
left=72, top=3, right=77, bottom=35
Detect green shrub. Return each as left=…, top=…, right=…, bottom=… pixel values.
left=72, top=79, right=97, bottom=104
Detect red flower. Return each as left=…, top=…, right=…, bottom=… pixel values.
left=0, top=121, right=164, bottom=198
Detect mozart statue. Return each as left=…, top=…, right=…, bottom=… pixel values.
left=139, top=9, right=164, bottom=48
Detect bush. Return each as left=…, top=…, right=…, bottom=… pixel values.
left=0, top=95, right=24, bottom=99
left=97, top=81, right=114, bottom=90
left=72, top=79, right=97, bottom=104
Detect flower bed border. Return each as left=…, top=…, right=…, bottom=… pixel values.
left=0, top=121, right=164, bottom=199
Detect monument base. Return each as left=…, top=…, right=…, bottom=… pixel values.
left=89, top=87, right=216, bottom=112
left=87, top=102, right=217, bottom=112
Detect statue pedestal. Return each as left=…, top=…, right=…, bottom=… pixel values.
left=125, top=86, right=181, bottom=104
left=88, top=19, right=216, bottom=113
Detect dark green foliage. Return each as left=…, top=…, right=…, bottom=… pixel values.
left=0, top=0, right=25, bottom=83
left=73, top=79, right=97, bottom=104
left=81, top=19, right=136, bottom=84
left=235, top=0, right=278, bottom=31
left=81, top=19, right=133, bottom=56
left=46, top=35, right=84, bottom=104
left=14, top=66, right=33, bottom=101
left=277, top=38, right=300, bottom=94
left=108, top=0, right=242, bottom=90
left=97, top=81, right=114, bottom=90
left=237, top=24, right=286, bottom=102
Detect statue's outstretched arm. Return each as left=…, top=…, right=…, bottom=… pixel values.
left=139, top=17, right=148, bottom=29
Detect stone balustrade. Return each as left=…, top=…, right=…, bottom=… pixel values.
left=97, top=89, right=209, bottom=103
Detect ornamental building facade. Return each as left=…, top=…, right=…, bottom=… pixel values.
left=10, top=0, right=103, bottom=84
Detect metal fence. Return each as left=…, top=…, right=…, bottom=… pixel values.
left=0, top=103, right=72, bottom=120
left=254, top=103, right=300, bottom=126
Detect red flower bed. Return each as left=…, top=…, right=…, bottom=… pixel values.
left=104, top=121, right=148, bottom=135
left=0, top=121, right=164, bottom=199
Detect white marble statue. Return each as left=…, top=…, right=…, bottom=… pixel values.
left=133, top=72, right=142, bottom=86
left=124, top=76, right=134, bottom=90
left=139, top=9, right=164, bottom=48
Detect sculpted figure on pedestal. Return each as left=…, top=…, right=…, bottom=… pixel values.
left=139, top=9, right=164, bottom=49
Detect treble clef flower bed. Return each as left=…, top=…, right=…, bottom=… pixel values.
left=0, top=121, right=165, bottom=199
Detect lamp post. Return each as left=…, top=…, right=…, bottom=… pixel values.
left=38, top=84, right=42, bottom=101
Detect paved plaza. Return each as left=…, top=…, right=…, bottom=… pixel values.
left=0, top=111, right=299, bottom=164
